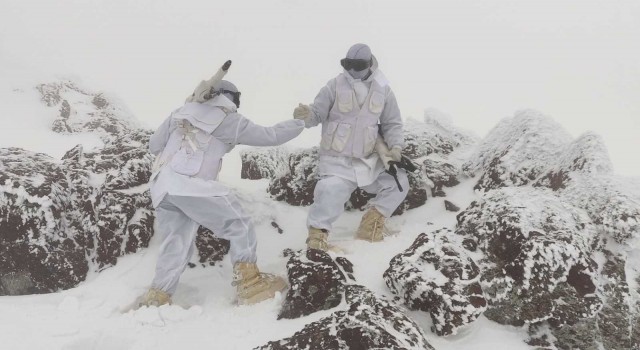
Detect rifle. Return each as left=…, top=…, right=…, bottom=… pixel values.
left=386, top=155, right=418, bottom=192
left=374, top=128, right=418, bottom=192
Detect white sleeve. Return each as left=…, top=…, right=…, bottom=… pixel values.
left=306, top=79, right=337, bottom=128
left=149, top=115, right=173, bottom=155
left=213, top=114, right=304, bottom=146
left=379, top=89, right=404, bottom=149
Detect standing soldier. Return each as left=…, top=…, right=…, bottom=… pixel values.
left=293, top=43, right=408, bottom=251
left=140, top=67, right=305, bottom=307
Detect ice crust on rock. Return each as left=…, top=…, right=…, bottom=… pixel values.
left=263, top=249, right=435, bottom=350
left=0, top=148, right=88, bottom=295
left=463, top=109, right=572, bottom=191
left=258, top=286, right=434, bottom=350
left=456, top=187, right=602, bottom=327
left=384, top=229, right=487, bottom=336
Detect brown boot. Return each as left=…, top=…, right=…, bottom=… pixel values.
left=356, top=207, right=385, bottom=242
left=138, top=288, right=172, bottom=307
left=306, top=227, right=329, bottom=251
left=233, top=262, right=288, bottom=305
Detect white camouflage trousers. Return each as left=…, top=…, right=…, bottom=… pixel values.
left=150, top=194, right=257, bottom=294
left=307, top=169, right=409, bottom=232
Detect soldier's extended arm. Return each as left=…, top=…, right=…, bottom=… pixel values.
left=213, top=114, right=305, bottom=147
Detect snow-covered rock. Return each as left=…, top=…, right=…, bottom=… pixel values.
left=423, top=159, right=460, bottom=197
left=0, top=148, right=88, bottom=295
left=60, top=130, right=155, bottom=269
left=267, top=147, right=319, bottom=207
left=463, top=109, right=572, bottom=191
left=527, top=251, right=640, bottom=349
left=259, top=285, right=435, bottom=350
left=240, top=147, right=289, bottom=180
left=36, top=80, right=138, bottom=142
left=456, top=187, right=602, bottom=327
left=384, top=230, right=487, bottom=336
left=278, top=248, right=355, bottom=319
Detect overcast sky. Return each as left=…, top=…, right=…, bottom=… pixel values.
left=1, top=0, right=638, bottom=175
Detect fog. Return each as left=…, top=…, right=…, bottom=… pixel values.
left=1, top=0, right=638, bottom=174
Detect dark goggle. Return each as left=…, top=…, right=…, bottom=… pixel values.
left=340, top=58, right=372, bottom=72
left=210, top=88, right=241, bottom=108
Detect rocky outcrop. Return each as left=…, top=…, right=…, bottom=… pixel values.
left=0, top=129, right=156, bottom=295
left=266, top=148, right=320, bottom=207
left=37, top=81, right=138, bottom=142
left=453, top=111, right=640, bottom=348
left=258, top=285, right=434, bottom=350
left=456, top=188, right=602, bottom=327
left=240, top=147, right=289, bottom=180
left=462, top=109, right=572, bottom=191
left=0, top=148, right=88, bottom=295
left=61, top=130, right=155, bottom=269
left=455, top=185, right=639, bottom=348
left=273, top=249, right=435, bottom=349
left=384, top=230, right=486, bottom=336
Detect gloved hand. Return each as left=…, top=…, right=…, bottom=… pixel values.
left=389, top=145, right=402, bottom=162
left=293, top=103, right=312, bottom=121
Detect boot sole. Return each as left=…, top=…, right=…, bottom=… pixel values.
left=237, top=281, right=288, bottom=306
left=355, top=235, right=384, bottom=242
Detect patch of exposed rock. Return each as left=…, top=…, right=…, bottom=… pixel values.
left=384, top=230, right=486, bottom=336
left=261, top=247, right=435, bottom=350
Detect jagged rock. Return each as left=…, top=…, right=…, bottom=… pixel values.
left=462, top=109, right=572, bottom=191
left=0, top=148, right=88, bottom=295
left=240, top=147, right=289, bottom=180
left=278, top=248, right=355, bottom=319
left=424, top=159, right=460, bottom=197
left=549, top=175, right=640, bottom=246
left=525, top=132, right=640, bottom=245
left=444, top=200, right=460, bottom=212
left=403, top=110, right=477, bottom=159
left=192, top=227, right=230, bottom=266
left=267, top=148, right=319, bottom=207
left=528, top=251, right=640, bottom=350
left=36, top=80, right=138, bottom=142
left=456, top=187, right=603, bottom=328
left=0, top=86, right=156, bottom=294
left=461, top=112, right=640, bottom=247
left=534, top=132, right=613, bottom=191
left=384, top=230, right=486, bottom=336
left=258, top=285, right=435, bottom=350
left=61, top=130, right=155, bottom=269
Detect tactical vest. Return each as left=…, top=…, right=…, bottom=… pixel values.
left=152, top=103, right=231, bottom=181
left=319, top=74, right=386, bottom=158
